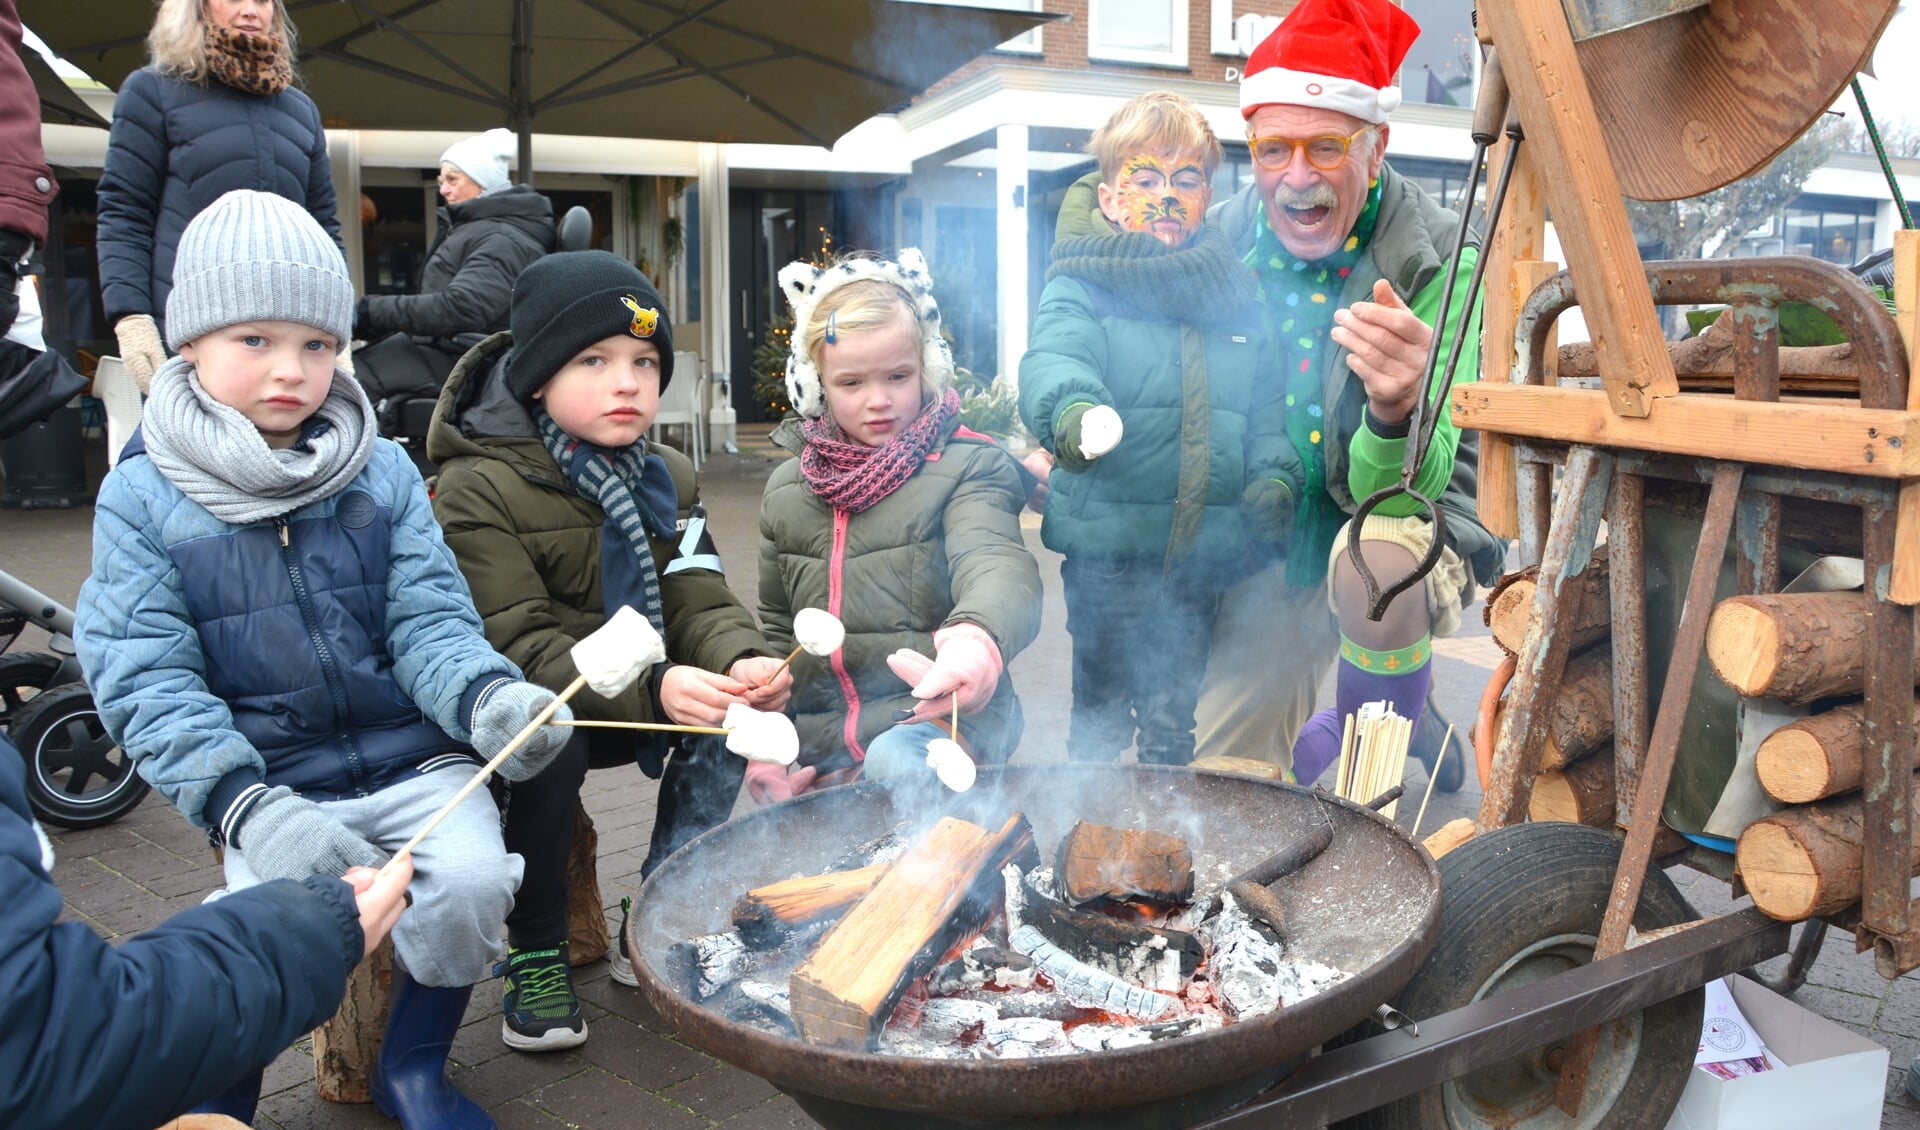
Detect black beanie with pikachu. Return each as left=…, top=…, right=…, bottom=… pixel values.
left=506, top=250, right=675, bottom=404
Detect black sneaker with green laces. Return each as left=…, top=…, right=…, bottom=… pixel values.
left=499, top=940, right=588, bottom=1051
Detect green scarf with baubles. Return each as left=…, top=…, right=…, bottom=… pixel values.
left=1247, top=177, right=1383, bottom=589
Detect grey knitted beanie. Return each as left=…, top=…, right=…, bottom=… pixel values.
left=165, top=190, right=354, bottom=351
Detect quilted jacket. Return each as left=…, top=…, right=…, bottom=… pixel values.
left=758, top=416, right=1044, bottom=775
left=0, top=734, right=363, bottom=1130
left=75, top=431, right=517, bottom=836
left=96, top=66, right=341, bottom=327
left=357, top=186, right=555, bottom=339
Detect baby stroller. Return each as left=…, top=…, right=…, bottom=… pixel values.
left=0, top=567, right=149, bottom=829
left=354, top=205, right=594, bottom=478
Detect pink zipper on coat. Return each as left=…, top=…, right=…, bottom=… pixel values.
left=826, top=507, right=867, bottom=762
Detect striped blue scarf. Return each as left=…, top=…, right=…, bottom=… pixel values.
left=536, top=408, right=678, bottom=635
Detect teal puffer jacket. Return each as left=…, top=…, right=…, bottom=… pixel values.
left=1018, top=228, right=1297, bottom=571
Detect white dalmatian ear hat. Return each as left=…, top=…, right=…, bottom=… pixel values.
left=777, top=247, right=956, bottom=419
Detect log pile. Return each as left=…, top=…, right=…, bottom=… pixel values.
left=1707, top=591, right=1920, bottom=923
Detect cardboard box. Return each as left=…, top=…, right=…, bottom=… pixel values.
left=1664, top=975, right=1887, bottom=1130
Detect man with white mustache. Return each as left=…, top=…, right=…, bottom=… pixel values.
left=1190, top=0, right=1506, bottom=783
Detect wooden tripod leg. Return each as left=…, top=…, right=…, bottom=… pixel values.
left=1477, top=446, right=1615, bottom=830
left=1553, top=462, right=1744, bottom=1114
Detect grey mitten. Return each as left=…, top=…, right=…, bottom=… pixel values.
left=235, top=786, right=387, bottom=881
left=470, top=680, right=575, bottom=782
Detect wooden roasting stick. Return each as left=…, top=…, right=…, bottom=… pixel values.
left=552, top=719, right=729, bottom=735
left=731, top=863, right=890, bottom=948
left=789, top=813, right=1039, bottom=1050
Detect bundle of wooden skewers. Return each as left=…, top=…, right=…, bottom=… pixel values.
left=1333, top=701, right=1413, bottom=820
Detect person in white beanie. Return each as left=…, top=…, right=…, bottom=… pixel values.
left=75, top=188, right=575, bottom=1128
left=355, top=128, right=555, bottom=343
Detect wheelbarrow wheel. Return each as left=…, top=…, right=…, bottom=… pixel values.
left=1341, top=822, right=1702, bottom=1130
left=10, top=683, right=150, bottom=829
left=0, top=650, right=64, bottom=732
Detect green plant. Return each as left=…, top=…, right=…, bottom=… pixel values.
left=955, top=367, right=1028, bottom=444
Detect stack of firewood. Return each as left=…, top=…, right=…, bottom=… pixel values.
left=1708, top=591, right=1914, bottom=923
left=1482, top=544, right=1620, bottom=829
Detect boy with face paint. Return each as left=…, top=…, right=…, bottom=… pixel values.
left=1018, top=92, right=1302, bottom=767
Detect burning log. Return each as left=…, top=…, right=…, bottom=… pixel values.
left=789, top=813, right=1039, bottom=1050
left=731, top=862, right=889, bottom=948
left=1020, top=873, right=1201, bottom=987
left=1737, top=772, right=1920, bottom=920
left=1056, top=820, right=1194, bottom=906
left=1707, top=592, right=1920, bottom=702
left=666, top=930, right=749, bottom=1000
left=1202, top=893, right=1287, bottom=1020
left=1008, top=924, right=1180, bottom=1020
left=927, top=945, right=1036, bottom=994
left=1755, top=696, right=1920, bottom=804
left=1484, top=546, right=1612, bottom=656
left=1227, top=879, right=1287, bottom=939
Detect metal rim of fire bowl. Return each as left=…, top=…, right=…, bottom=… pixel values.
left=626, top=764, right=1443, bottom=1122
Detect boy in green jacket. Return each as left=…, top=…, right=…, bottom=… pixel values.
left=428, top=251, right=790, bottom=1054
left=1018, top=92, right=1299, bottom=767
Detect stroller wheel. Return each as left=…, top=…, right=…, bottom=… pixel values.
left=10, top=683, right=150, bottom=829
left=0, top=651, right=65, bottom=732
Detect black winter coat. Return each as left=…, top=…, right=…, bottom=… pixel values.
left=96, top=66, right=341, bottom=328
left=0, top=733, right=363, bottom=1130
left=357, top=186, right=555, bottom=339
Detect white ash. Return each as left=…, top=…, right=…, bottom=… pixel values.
left=918, top=997, right=1000, bottom=1041
left=948, top=989, right=1086, bottom=1021
left=1027, top=865, right=1060, bottom=900
left=983, top=1016, right=1071, bottom=1058
left=928, top=945, right=1036, bottom=995
left=879, top=1027, right=982, bottom=1059
left=1002, top=863, right=1028, bottom=936
left=1200, top=894, right=1286, bottom=1020
left=737, top=979, right=790, bottom=1018
left=1272, top=954, right=1350, bottom=1006
left=674, top=931, right=748, bottom=1000
left=1009, top=925, right=1179, bottom=1020
left=1068, top=1024, right=1155, bottom=1052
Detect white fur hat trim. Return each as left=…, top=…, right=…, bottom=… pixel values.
left=776, top=247, right=955, bottom=419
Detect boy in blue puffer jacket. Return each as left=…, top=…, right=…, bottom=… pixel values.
left=75, top=189, right=572, bottom=1130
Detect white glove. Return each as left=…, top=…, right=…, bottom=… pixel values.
left=114, top=314, right=166, bottom=392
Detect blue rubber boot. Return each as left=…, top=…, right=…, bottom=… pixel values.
left=184, top=1068, right=262, bottom=1122
left=369, top=969, right=493, bottom=1129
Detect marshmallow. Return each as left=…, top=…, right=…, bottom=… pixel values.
left=1078, top=405, right=1124, bottom=459
left=724, top=703, right=800, bottom=765
left=793, top=607, right=846, bottom=657
left=569, top=606, right=666, bottom=697
left=925, top=738, right=976, bottom=793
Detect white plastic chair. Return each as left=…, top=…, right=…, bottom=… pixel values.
left=94, top=355, right=143, bottom=468
left=652, top=351, right=706, bottom=470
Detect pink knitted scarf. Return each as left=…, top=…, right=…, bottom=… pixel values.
left=799, top=389, right=960, bottom=513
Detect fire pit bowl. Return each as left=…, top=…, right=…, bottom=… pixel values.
left=627, top=764, right=1441, bottom=1129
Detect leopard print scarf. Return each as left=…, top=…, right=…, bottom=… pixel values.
left=204, top=25, right=292, bottom=97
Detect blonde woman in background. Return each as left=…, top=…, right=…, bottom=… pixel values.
left=98, top=0, right=341, bottom=393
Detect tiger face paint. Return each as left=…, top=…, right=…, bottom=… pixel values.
left=1097, top=148, right=1213, bottom=248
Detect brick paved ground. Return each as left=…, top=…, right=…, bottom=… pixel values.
left=6, top=430, right=1920, bottom=1127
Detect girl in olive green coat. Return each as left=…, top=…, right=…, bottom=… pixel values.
left=752, top=249, right=1043, bottom=802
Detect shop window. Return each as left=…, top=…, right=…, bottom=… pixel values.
left=1089, top=0, right=1188, bottom=68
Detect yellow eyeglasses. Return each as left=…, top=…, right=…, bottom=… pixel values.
left=1246, top=127, right=1376, bottom=172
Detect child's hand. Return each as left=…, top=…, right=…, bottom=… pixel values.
left=902, top=623, right=1003, bottom=720
left=238, top=787, right=388, bottom=882
left=729, top=656, right=792, bottom=711
left=1021, top=450, right=1054, bottom=513
left=343, top=859, right=412, bottom=961
left=470, top=680, right=574, bottom=782
left=744, top=762, right=819, bottom=806
left=661, top=665, right=751, bottom=727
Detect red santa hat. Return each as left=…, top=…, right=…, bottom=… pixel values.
left=1240, top=0, right=1422, bottom=124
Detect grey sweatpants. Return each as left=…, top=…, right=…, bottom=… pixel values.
left=223, top=766, right=522, bottom=988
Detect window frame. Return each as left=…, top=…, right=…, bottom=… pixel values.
left=1087, top=0, right=1189, bottom=68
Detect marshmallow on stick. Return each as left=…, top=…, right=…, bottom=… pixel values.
left=381, top=607, right=664, bottom=876
left=723, top=703, right=800, bottom=765
left=1077, top=405, right=1124, bottom=459
left=768, top=607, right=846, bottom=682
left=926, top=738, right=976, bottom=792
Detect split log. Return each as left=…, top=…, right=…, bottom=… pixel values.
left=1484, top=544, right=1612, bottom=656
left=1423, top=817, right=1477, bottom=859
left=1020, top=874, right=1203, bottom=983
left=789, top=813, right=1038, bottom=1050
left=1755, top=696, right=1920, bottom=804
left=731, top=862, right=889, bottom=948
left=314, top=937, right=392, bottom=1103
left=567, top=802, right=609, bottom=966
left=1055, top=820, right=1194, bottom=906
left=1736, top=772, right=1920, bottom=920
left=1529, top=750, right=1617, bottom=827
left=1706, top=592, right=1916, bottom=702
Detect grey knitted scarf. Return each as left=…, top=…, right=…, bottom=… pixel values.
left=140, top=355, right=376, bottom=525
